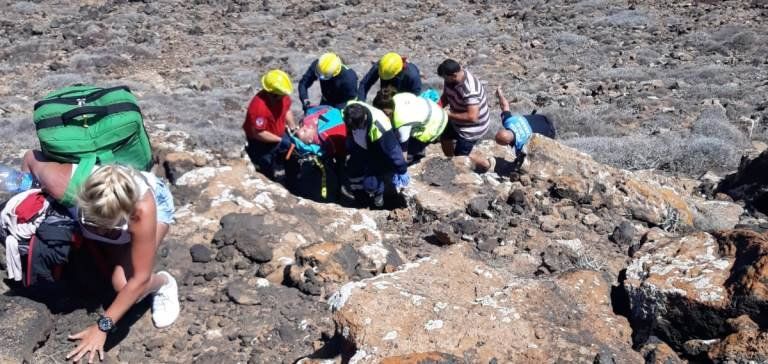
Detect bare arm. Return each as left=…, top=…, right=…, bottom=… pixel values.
left=496, top=86, right=510, bottom=113
left=244, top=117, right=283, bottom=143
left=447, top=104, right=480, bottom=124
left=285, top=111, right=297, bottom=131
left=104, top=195, right=158, bottom=324
left=250, top=130, right=283, bottom=143
left=66, top=195, right=160, bottom=362
left=21, top=150, right=72, bottom=200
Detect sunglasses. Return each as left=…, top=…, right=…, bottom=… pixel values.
left=78, top=209, right=129, bottom=232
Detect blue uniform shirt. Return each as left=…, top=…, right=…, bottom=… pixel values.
left=502, top=114, right=533, bottom=152
left=299, top=60, right=359, bottom=109
left=501, top=111, right=556, bottom=151
left=358, top=61, right=422, bottom=101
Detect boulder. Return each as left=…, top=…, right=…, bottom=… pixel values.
left=691, top=200, right=744, bottom=231
left=431, top=222, right=460, bottom=246
left=227, top=277, right=272, bottom=305
left=173, top=162, right=390, bottom=285
left=624, top=229, right=768, bottom=350
left=212, top=213, right=274, bottom=263
left=287, top=241, right=403, bottom=296
left=718, top=149, right=768, bottom=214
left=408, top=154, right=510, bottom=218
left=639, top=341, right=684, bottom=364
left=0, top=295, right=54, bottom=363
left=610, top=221, right=637, bottom=247
left=161, top=151, right=206, bottom=184
left=330, top=245, right=641, bottom=363
left=189, top=243, right=214, bottom=263
left=708, top=316, right=768, bottom=363
left=521, top=135, right=697, bottom=228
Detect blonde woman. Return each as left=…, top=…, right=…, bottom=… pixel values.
left=22, top=150, right=180, bottom=363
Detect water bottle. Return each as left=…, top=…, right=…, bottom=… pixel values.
left=0, top=165, right=36, bottom=193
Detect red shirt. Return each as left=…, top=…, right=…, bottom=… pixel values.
left=242, top=91, right=291, bottom=140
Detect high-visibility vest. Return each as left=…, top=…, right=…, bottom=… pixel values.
left=391, top=93, right=448, bottom=143
left=344, top=101, right=393, bottom=142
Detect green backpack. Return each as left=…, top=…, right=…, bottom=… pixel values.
left=33, top=85, right=153, bottom=206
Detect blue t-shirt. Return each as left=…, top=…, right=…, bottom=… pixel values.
left=501, top=112, right=556, bottom=151
left=502, top=113, right=533, bottom=152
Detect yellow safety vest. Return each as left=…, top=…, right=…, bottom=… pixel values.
left=345, top=101, right=393, bottom=142
left=392, top=93, right=448, bottom=143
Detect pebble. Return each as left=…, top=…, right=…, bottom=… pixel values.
left=582, top=213, right=600, bottom=226
left=188, top=325, right=203, bottom=336
left=540, top=221, right=557, bottom=233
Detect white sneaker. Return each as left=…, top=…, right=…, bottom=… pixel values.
left=152, top=271, right=180, bottom=328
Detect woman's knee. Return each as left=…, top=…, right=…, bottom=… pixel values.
left=111, top=251, right=134, bottom=292
left=111, top=265, right=129, bottom=292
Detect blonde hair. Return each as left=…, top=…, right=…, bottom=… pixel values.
left=76, top=165, right=140, bottom=226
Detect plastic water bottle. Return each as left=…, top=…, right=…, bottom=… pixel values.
left=0, top=165, right=36, bottom=193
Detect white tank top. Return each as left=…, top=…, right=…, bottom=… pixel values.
left=74, top=166, right=157, bottom=245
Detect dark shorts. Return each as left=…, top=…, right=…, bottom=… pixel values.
left=440, top=123, right=477, bottom=156
left=245, top=136, right=290, bottom=179
left=400, top=140, right=429, bottom=164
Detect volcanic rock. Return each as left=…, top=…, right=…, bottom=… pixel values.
left=330, top=245, right=641, bottom=362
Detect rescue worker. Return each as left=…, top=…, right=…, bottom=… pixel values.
left=358, top=52, right=422, bottom=102
left=490, top=86, right=557, bottom=170
left=243, top=69, right=297, bottom=181
left=372, top=86, right=447, bottom=165
left=298, top=52, right=359, bottom=111
left=342, top=101, right=410, bottom=208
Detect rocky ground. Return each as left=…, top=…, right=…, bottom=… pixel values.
left=2, top=0, right=768, bottom=363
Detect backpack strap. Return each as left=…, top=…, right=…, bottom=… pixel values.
left=61, top=156, right=96, bottom=207
left=97, top=149, right=115, bottom=165
left=311, top=156, right=327, bottom=200
left=35, top=103, right=140, bottom=130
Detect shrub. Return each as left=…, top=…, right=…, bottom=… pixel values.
left=676, top=64, right=758, bottom=87
left=540, top=104, right=630, bottom=137
left=565, top=133, right=742, bottom=175
left=554, top=32, right=592, bottom=47
left=573, top=0, right=612, bottom=12
left=710, top=26, right=758, bottom=53
left=594, top=10, right=654, bottom=28
left=588, top=67, right=657, bottom=82
left=0, top=116, right=38, bottom=150
left=34, top=73, right=95, bottom=94
left=634, top=48, right=662, bottom=66
left=686, top=83, right=743, bottom=102
left=691, top=107, right=748, bottom=147
left=11, top=2, right=40, bottom=15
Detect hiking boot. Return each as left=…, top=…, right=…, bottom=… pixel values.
left=152, top=271, right=180, bottom=328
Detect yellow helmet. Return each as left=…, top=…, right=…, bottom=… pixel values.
left=378, top=52, right=404, bottom=81
left=261, top=69, right=293, bottom=96
left=316, top=52, right=343, bottom=80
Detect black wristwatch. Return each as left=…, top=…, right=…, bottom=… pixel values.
left=97, top=315, right=115, bottom=333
